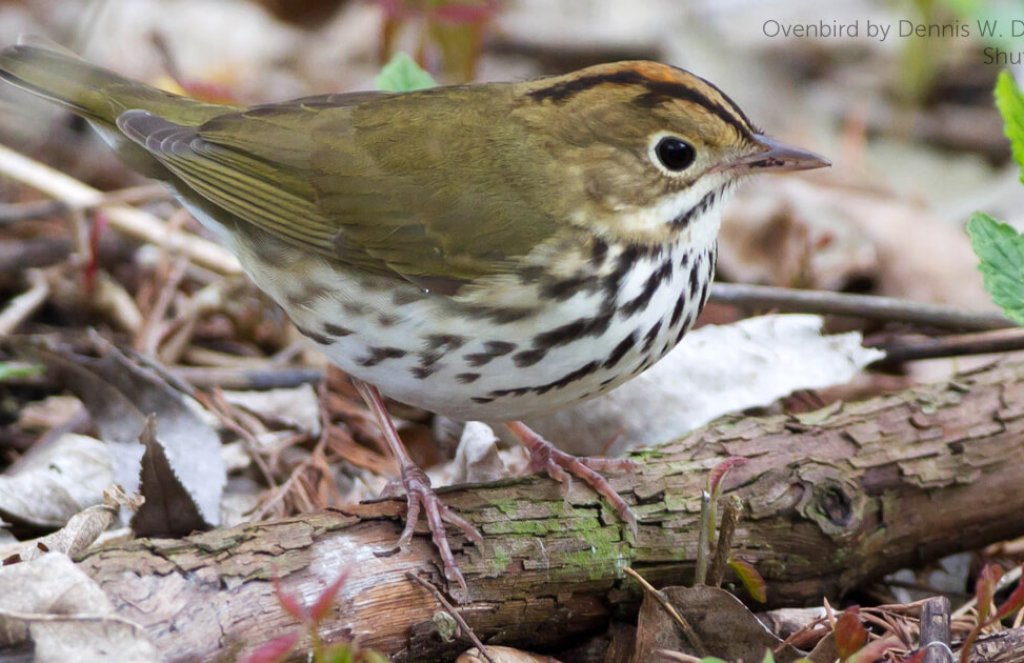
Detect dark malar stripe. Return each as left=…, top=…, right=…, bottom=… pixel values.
left=527, top=68, right=755, bottom=140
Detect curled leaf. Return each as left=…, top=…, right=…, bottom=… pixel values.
left=833, top=607, right=868, bottom=662
left=992, top=565, right=1024, bottom=621
left=272, top=575, right=307, bottom=623
left=242, top=632, right=299, bottom=663
left=727, top=558, right=767, bottom=604
left=707, top=456, right=747, bottom=501
left=309, top=568, right=352, bottom=622
left=976, top=563, right=1004, bottom=624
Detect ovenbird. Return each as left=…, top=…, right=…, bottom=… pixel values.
left=0, top=40, right=828, bottom=594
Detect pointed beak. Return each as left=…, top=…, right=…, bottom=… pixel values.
left=733, top=134, right=831, bottom=173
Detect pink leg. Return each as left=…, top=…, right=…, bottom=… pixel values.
left=505, top=420, right=638, bottom=535
left=353, top=379, right=482, bottom=594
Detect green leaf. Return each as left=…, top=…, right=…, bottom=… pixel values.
left=966, top=213, right=1024, bottom=325
left=727, top=558, right=767, bottom=603
left=995, top=70, right=1024, bottom=181
left=375, top=52, right=437, bottom=93
left=0, top=362, right=43, bottom=381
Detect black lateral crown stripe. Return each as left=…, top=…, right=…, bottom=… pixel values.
left=527, top=68, right=755, bottom=139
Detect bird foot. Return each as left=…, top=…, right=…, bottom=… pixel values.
left=352, top=378, right=481, bottom=597
left=390, top=462, right=483, bottom=595
left=505, top=421, right=638, bottom=536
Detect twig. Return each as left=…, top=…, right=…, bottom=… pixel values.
left=0, top=142, right=241, bottom=276
left=137, top=254, right=189, bottom=356
left=653, top=650, right=701, bottom=662
left=623, top=566, right=706, bottom=656
left=404, top=572, right=495, bottom=663
left=0, top=268, right=50, bottom=335
left=711, top=283, right=1014, bottom=331
left=707, top=495, right=743, bottom=587
left=870, top=329, right=1024, bottom=363
left=693, top=490, right=711, bottom=586
left=0, top=185, right=169, bottom=224
left=172, top=366, right=323, bottom=390
left=921, top=596, right=953, bottom=663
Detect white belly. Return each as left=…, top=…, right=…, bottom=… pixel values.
left=233, top=230, right=717, bottom=422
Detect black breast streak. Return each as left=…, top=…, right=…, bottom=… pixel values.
left=669, top=290, right=687, bottom=328
left=621, top=257, right=673, bottom=317
left=536, top=310, right=614, bottom=350
left=427, top=334, right=466, bottom=350
left=539, top=273, right=601, bottom=301
left=513, top=348, right=547, bottom=367
left=642, top=321, right=663, bottom=353
left=463, top=340, right=517, bottom=366
left=591, top=237, right=609, bottom=265
left=603, top=331, right=638, bottom=369
left=359, top=346, right=407, bottom=367
left=675, top=310, right=695, bottom=345
left=688, top=256, right=702, bottom=299
left=323, top=323, right=353, bottom=337
left=295, top=325, right=333, bottom=346
left=670, top=187, right=720, bottom=230
left=489, top=360, right=602, bottom=398
left=411, top=365, right=437, bottom=380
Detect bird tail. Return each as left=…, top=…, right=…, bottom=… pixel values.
left=0, top=36, right=234, bottom=175
left=0, top=38, right=170, bottom=130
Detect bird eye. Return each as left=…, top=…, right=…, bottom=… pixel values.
left=654, top=137, right=696, bottom=172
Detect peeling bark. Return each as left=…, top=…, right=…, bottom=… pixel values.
left=75, top=360, right=1024, bottom=662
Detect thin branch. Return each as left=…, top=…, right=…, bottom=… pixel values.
left=870, top=329, right=1024, bottom=363
left=707, top=495, right=743, bottom=587
left=0, top=143, right=241, bottom=276
left=404, top=572, right=495, bottom=663
left=693, top=490, right=711, bottom=586
left=623, top=566, right=706, bottom=656
left=711, top=283, right=1014, bottom=331
left=921, top=597, right=953, bottom=663
left=0, top=269, right=50, bottom=336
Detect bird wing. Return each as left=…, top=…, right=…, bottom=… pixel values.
left=116, top=89, right=561, bottom=291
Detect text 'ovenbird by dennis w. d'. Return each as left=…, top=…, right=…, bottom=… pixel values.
left=0, top=40, right=828, bottom=594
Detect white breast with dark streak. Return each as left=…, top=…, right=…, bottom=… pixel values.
left=233, top=206, right=722, bottom=422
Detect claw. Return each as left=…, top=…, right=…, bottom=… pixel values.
left=352, top=379, right=480, bottom=597
left=506, top=421, right=639, bottom=537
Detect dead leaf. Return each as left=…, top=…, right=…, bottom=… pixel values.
left=451, top=422, right=506, bottom=484
left=34, top=341, right=224, bottom=529
left=130, top=415, right=209, bottom=537
left=0, top=552, right=159, bottom=661
left=631, top=585, right=802, bottom=663
left=0, top=496, right=119, bottom=564
left=223, top=384, right=321, bottom=436
left=0, top=433, right=113, bottom=528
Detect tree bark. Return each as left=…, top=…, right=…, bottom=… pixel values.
left=75, top=360, right=1024, bottom=662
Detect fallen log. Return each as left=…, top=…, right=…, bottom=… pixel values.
left=75, top=359, right=1024, bottom=661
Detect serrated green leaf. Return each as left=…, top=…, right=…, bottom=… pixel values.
left=375, top=52, right=437, bottom=93
left=966, top=213, right=1024, bottom=326
left=995, top=70, right=1024, bottom=182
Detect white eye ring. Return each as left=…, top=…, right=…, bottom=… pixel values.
left=648, top=132, right=697, bottom=176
